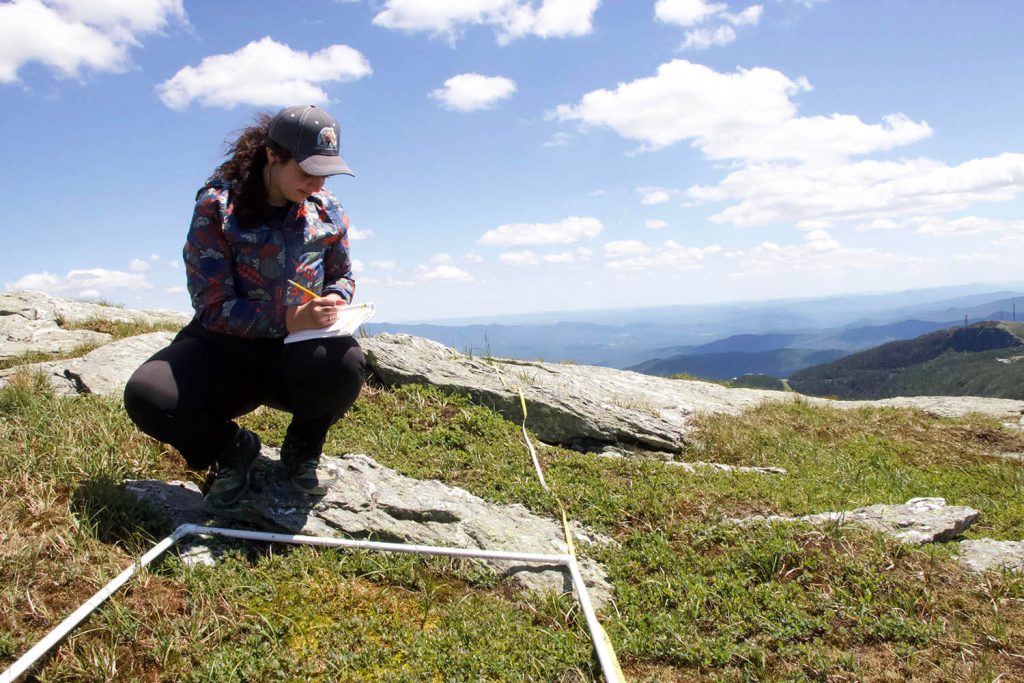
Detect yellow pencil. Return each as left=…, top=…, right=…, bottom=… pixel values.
left=287, top=279, right=320, bottom=299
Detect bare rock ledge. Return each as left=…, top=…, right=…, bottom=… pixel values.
left=731, top=497, right=981, bottom=544
left=126, top=448, right=614, bottom=608
left=0, top=332, right=175, bottom=396
left=361, top=333, right=1024, bottom=454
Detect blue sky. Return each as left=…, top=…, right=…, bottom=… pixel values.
left=2, top=0, right=1023, bottom=323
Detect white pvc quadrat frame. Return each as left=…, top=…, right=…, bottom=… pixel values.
left=1, top=524, right=624, bottom=683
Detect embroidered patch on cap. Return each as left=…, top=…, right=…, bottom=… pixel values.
left=316, top=126, right=339, bottom=153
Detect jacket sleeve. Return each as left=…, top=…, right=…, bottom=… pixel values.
left=183, top=189, right=284, bottom=338
left=321, top=193, right=356, bottom=304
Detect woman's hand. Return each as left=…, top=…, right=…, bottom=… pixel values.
left=285, top=293, right=345, bottom=332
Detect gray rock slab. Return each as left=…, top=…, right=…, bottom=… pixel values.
left=733, top=497, right=980, bottom=544
left=837, top=396, right=1024, bottom=420
left=0, top=332, right=174, bottom=396
left=362, top=334, right=1024, bottom=454
left=596, top=447, right=786, bottom=474
left=121, top=479, right=231, bottom=566
left=0, top=313, right=112, bottom=360
left=958, top=539, right=1024, bottom=574
left=0, top=290, right=190, bottom=327
left=362, top=333, right=798, bottom=452
left=126, top=449, right=614, bottom=607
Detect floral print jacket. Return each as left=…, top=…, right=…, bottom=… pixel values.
left=183, top=180, right=355, bottom=339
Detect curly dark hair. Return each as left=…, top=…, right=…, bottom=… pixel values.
left=211, top=113, right=292, bottom=227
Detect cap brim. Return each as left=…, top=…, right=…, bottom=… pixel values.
left=298, top=154, right=354, bottom=177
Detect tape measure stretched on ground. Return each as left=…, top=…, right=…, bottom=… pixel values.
left=492, top=361, right=626, bottom=682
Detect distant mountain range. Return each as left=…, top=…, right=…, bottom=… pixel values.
left=366, top=283, right=1024, bottom=376
left=789, top=321, right=1024, bottom=400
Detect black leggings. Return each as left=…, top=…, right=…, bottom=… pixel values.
left=124, top=320, right=365, bottom=470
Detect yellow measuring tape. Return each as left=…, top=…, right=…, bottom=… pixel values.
left=499, top=363, right=626, bottom=681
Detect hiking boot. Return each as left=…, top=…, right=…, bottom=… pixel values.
left=289, top=457, right=337, bottom=495
left=204, top=428, right=261, bottom=508
left=280, top=420, right=335, bottom=495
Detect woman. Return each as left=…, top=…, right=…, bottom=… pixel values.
left=124, top=104, right=366, bottom=508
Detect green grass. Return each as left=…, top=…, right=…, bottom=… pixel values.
left=59, top=316, right=185, bottom=340
left=2, top=373, right=1023, bottom=681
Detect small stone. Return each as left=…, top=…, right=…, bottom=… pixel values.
left=730, top=497, right=980, bottom=544
left=958, top=539, right=1024, bottom=574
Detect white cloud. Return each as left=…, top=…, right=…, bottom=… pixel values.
left=382, top=277, right=419, bottom=288
left=952, top=253, right=1001, bottom=264
left=703, top=153, right=1024, bottom=226
left=500, top=250, right=540, bottom=265
left=655, top=0, right=762, bottom=50
left=655, top=0, right=727, bottom=26
left=464, top=252, right=484, bottom=263
left=430, top=73, right=516, bottom=112
left=129, top=258, right=150, bottom=272
left=726, top=5, right=763, bottom=25
left=737, top=232, right=914, bottom=274
left=372, top=0, right=600, bottom=44
left=168, top=261, right=180, bottom=269
left=544, top=132, right=572, bottom=147
left=855, top=218, right=902, bottom=231
left=646, top=219, right=669, bottom=229
left=150, top=254, right=160, bottom=261
left=348, top=225, right=374, bottom=240
left=478, top=216, right=602, bottom=246
left=603, top=240, right=651, bottom=257
left=554, top=60, right=930, bottom=161
left=416, top=263, right=473, bottom=281
left=606, top=241, right=721, bottom=270
left=795, top=219, right=832, bottom=231
left=166, top=285, right=185, bottom=294
left=500, top=250, right=578, bottom=265
left=638, top=187, right=674, bottom=205
left=551, top=59, right=1024, bottom=230
left=682, top=25, right=736, bottom=49
left=543, top=251, right=576, bottom=263
left=157, top=37, right=371, bottom=110
left=351, top=259, right=365, bottom=274
left=914, top=215, right=1024, bottom=237
left=0, top=0, right=185, bottom=83
left=371, top=259, right=398, bottom=270
left=7, top=268, right=150, bottom=295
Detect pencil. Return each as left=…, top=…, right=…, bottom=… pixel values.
left=287, top=279, right=320, bottom=299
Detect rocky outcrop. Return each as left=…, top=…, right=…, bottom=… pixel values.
left=731, top=497, right=980, bottom=544
left=0, top=332, right=174, bottom=396
left=362, top=334, right=800, bottom=452
left=845, top=396, right=1024, bottom=420
left=361, top=334, right=1024, bottom=454
left=957, top=539, right=1024, bottom=574
left=0, top=315, right=111, bottom=360
left=0, top=290, right=189, bottom=328
left=0, top=290, right=185, bottom=362
left=126, top=449, right=614, bottom=607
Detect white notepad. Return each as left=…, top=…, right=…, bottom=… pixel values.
left=283, top=302, right=376, bottom=344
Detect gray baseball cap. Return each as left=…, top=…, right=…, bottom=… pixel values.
left=268, top=105, right=354, bottom=177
